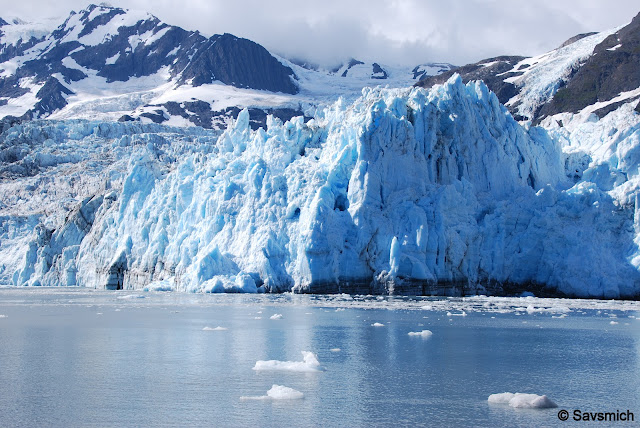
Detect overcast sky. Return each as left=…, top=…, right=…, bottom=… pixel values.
left=2, top=1, right=639, bottom=66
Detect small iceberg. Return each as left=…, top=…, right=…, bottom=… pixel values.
left=253, top=351, right=323, bottom=372
left=202, top=326, right=227, bottom=331
left=240, top=385, right=304, bottom=401
left=488, top=392, right=557, bottom=408
left=408, top=330, right=433, bottom=338
left=116, top=294, right=146, bottom=300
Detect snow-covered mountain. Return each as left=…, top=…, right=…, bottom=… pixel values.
left=0, top=4, right=451, bottom=130
left=2, top=5, right=640, bottom=298
left=416, top=12, right=640, bottom=126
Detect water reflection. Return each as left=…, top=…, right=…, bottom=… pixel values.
left=0, top=289, right=638, bottom=427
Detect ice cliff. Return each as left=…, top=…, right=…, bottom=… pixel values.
left=4, top=75, right=640, bottom=298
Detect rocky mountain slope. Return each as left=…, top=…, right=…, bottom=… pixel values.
left=0, top=4, right=452, bottom=130
left=416, top=12, right=640, bottom=126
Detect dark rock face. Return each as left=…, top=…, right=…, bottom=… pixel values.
left=338, top=59, right=391, bottom=80
left=179, top=33, right=298, bottom=94
left=140, top=109, right=168, bottom=124
left=143, top=101, right=310, bottom=130
left=77, top=5, right=125, bottom=38
left=593, top=95, right=640, bottom=118
left=636, top=100, right=640, bottom=113
left=537, top=12, right=640, bottom=121
left=32, top=77, right=74, bottom=117
left=371, top=63, right=388, bottom=79
left=558, top=32, right=598, bottom=49
left=0, top=20, right=47, bottom=64
left=0, top=75, right=29, bottom=99
left=416, top=13, right=640, bottom=123
left=0, top=4, right=300, bottom=121
left=340, top=58, right=365, bottom=77
left=416, top=56, right=526, bottom=104
left=411, top=63, right=456, bottom=80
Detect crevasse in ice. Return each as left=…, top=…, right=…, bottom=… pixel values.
left=6, top=75, right=640, bottom=297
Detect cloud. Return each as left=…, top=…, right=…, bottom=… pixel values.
left=2, top=0, right=638, bottom=66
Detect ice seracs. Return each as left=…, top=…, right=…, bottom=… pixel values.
left=4, top=75, right=640, bottom=297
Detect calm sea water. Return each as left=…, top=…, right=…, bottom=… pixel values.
left=0, top=289, right=638, bottom=427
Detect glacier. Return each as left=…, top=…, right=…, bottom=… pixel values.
left=3, top=75, right=640, bottom=298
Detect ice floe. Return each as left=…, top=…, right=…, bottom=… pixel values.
left=253, top=351, right=323, bottom=372
left=240, top=385, right=304, bottom=401
left=408, top=330, right=433, bottom=338
left=488, top=392, right=558, bottom=409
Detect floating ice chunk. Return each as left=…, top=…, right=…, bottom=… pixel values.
left=116, top=294, right=146, bottom=300
left=421, top=305, right=433, bottom=310
left=371, top=322, right=385, bottom=327
left=143, top=280, right=174, bottom=292
left=610, top=321, right=619, bottom=325
left=240, top=385, right=304, bottom=401
left=270, top=314, right=283, bottom=320
left=447, top=311, right=467, bottom=317
left=526, top=305, right=570, bottom=314
left=330, top=348, right=341, bottom=352
left=0, top=315, right=7, bottom=318
left=266, top=385, right=304, bottom=400
left=408, top=330, right=433, bottom=338
left=253, top=351, right=323, bottom=372
left=488, top=392, right=558, bottom=408
left=203, top=326, right=227, bottom=331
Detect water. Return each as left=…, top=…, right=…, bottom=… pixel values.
left=0, top=289, right=638, bottom=427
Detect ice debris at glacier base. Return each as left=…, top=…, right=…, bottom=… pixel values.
left=3, top=75, right=640, bottom=298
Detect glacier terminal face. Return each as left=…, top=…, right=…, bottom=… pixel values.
left=3, top=75, right=640, bottom=298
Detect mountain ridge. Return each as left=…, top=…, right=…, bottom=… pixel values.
left=416, top=12, right=640, bottom=126
left=0, top=4, right=452, bottom=130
